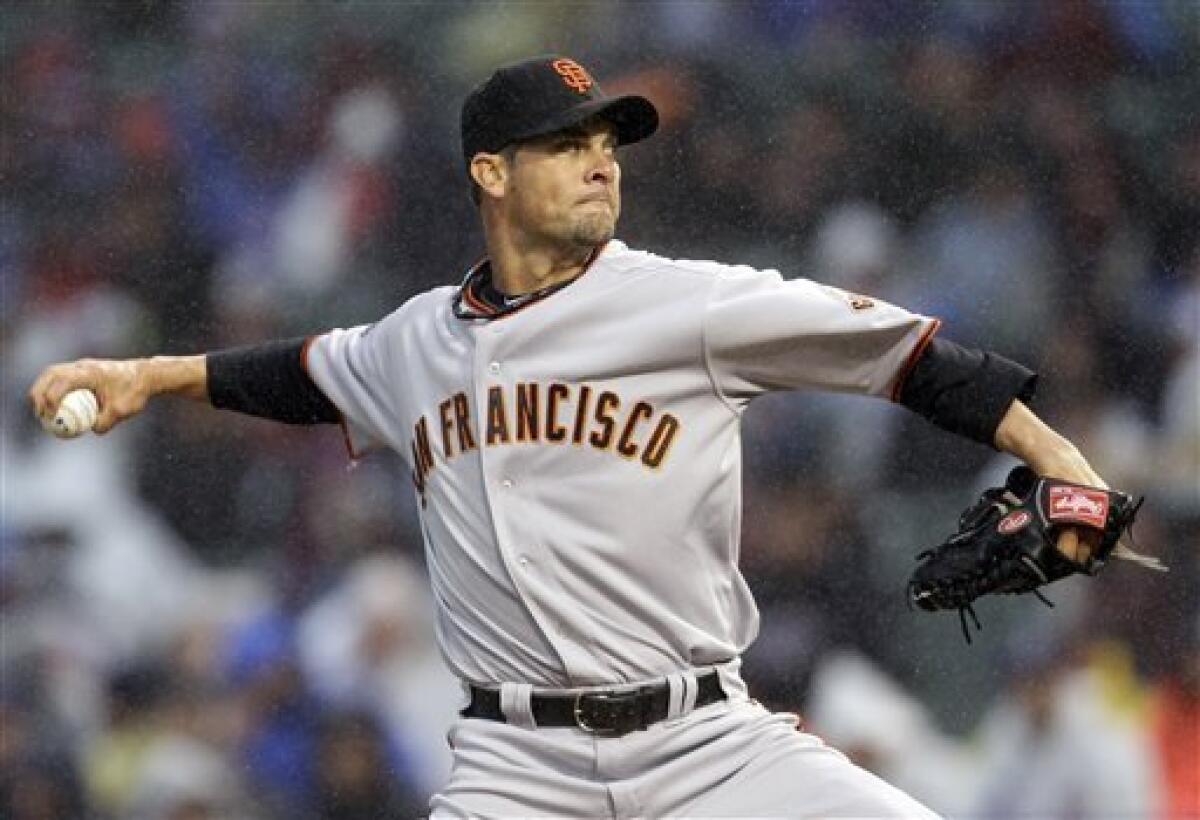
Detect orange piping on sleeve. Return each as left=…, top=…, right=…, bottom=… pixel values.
left=889, top=318, right=942, bottom=403
left=302, top=334, right=363, bottom=461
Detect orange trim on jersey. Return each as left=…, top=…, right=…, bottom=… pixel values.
left=479, top=241, right=609, bottom=322
left=300, top=334, right=319, bottom=367
left=302, top=333, right=363, bottom=461
left=337, top=416, right=363, bottom=462
left=462, top=285, right=497, bottom=316
left=889, top=318, right=942, bottom=402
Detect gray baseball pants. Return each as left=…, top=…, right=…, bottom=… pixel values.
left=429, top=668, right=940, bottom=818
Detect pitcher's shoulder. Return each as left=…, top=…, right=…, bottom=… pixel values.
left=369, top=284, right=456, bottom=333
left=604, top=240, right=772, bottom=284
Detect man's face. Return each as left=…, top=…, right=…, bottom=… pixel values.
left=496, top=119, right=621, bottom=249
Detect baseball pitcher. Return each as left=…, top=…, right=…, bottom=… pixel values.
left=30, top=56, right=1141, bottom=817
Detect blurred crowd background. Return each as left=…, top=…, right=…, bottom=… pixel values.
left=3, top=2, right=1198, bottom=818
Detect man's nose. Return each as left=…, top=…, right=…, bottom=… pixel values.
left=586, top=150, right=615, bottom=184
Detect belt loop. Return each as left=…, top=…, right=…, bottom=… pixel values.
left=665, top=670, right=699, bottom=720
left=681, top=670, right=699, bottom=714
left=500, top=682, right=536, bottom=729
left=665, top=673, right=684, bottom=720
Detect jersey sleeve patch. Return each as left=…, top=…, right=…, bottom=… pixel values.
left=820, top=285, right=876, bottom=312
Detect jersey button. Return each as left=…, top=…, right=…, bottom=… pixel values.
left=488, top=361, right=501, bottom=375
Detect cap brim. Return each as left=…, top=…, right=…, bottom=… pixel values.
left=513, top=94, right=659, bottom=148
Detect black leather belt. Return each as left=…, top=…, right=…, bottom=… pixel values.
left=462, top=669, right=727, bottom=737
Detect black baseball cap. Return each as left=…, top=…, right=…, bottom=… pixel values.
left=460, top=55, right=658, bottom=166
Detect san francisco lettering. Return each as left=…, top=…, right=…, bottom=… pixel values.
left=411, top=381, right=680, bottom=499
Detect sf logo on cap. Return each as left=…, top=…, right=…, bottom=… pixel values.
left=552, top=58, right=593, bottom=94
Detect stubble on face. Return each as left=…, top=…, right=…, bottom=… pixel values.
left=510, top=183, right=617, bottom=255
left=568, top=208, right=616, bottom=248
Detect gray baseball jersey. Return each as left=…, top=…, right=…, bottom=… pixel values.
left=304, top=239, right=938, bottom=690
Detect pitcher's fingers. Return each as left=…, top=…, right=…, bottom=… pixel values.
left=28, top=365, right=70, bottom=417
left=28, top=371, right=51, bottom=418
left=1057, top=527, right=1101, bottom=564
left=30, top=362, right=106, bottom=422
left=38, top=369, right=77, bottom=418
left=1056, top=529, right=1085, bottom=563
left=93, top=399, right=120, bottom=434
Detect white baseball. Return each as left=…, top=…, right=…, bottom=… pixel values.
left=43, top=388, right=99, bottom=438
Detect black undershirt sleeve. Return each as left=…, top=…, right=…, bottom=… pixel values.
left=897, top=337, right=1037, bottom=448
left=206, top=338, right=340, bottom=425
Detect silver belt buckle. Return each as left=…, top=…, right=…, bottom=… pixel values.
left=572, top=692, right=591, bottom=733
left=573, top=692, right=609, bottom=736
left=568, top=686, right=648, bottom=739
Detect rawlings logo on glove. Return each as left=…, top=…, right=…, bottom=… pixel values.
left=1046, top=486, right=1109, bottom=527
left=907, top=466, right=1163, bottom=641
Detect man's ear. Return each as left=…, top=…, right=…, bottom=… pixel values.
left=470, top=153, right=507, bottom=200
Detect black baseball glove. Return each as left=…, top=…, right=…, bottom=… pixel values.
left=907, top=466, right=1159, bottom=641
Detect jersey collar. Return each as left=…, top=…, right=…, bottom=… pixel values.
left=452, top=242, right=608, bottom=322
